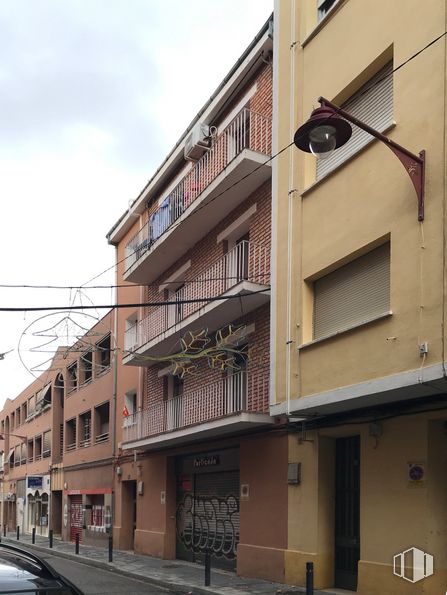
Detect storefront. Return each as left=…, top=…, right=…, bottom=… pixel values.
left=65, top=489, right=112, bottom=545
left=26, top=475, right=50, bottom=536
left=175, top=447, right=239, bottom=571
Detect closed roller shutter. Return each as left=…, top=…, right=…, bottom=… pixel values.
left=317, top=62, right=393, bottom=180
left=176, top=468, right=239, bottom=571
left=69, top=495, right=83, bottom=543
left=313, top=243, right=390, bottom=340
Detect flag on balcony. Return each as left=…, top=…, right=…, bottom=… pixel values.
left=122, top=405, right=129, bottom=417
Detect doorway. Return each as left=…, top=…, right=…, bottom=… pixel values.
left=122, top=480, right=137, bottom=550
left=334, top=435, right=360, bottom=590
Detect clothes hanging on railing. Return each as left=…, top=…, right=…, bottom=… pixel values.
left=150, top=197, right=171, bottom=242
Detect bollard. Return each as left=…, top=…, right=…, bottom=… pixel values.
left=108, top=535, right=113, bottom=563
left=32, top=527, right=36, bottom=544
left=3, top=524, right=6, bottom=538
left=49, top=529, right=53, bottom=549
left=204, top=549, right=211, bottom=586
left=306, top=561, right=314, bottom=595
left=16, top=526, right=20, bottom=541
left=75, top=532, right=80, bottom=555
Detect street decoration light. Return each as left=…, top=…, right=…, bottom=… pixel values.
left=293, top=97, right=426, bottom=221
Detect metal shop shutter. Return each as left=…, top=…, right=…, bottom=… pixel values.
left=313, top=243, right=390, bottom=340
left=317, top=62, right=393, bottom=180
left=194, top=470, right=240, bottom=565
left=69, top=495, right=83, bottom=543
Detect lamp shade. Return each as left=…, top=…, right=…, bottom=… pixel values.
left=293, top=105, right=352, bottom=154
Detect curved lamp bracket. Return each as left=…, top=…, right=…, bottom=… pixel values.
left=319, top=97, right=426, bottom=221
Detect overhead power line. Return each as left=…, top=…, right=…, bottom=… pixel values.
left=0, top=273, right=270, bottom=290
left=0, top=288, right=269, bottom=313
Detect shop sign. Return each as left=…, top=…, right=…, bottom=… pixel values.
left=27, top=476, right=43, bottom=490
left=193, top=455, right=220, bottom=468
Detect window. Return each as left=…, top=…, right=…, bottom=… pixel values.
left=230, top=233, right=250, bottom=284
left=80, top=350, right=93, bottom=384
left=65, top=419, right=76, bottom=451
left=42, top=430, right=51, bottom=458
left=14, top=445, right=20, bottom=467
left=123, top=392, right=137, bottom=428
left=313, top=243, right=390, bottom=340
left=96, top=335, right=111, bottom=374
left=160, top=262, right=191, bottom=329
left=317, top=0, right=338, bottom=22
left=20, top=442, right=27, bottom=465
left=94, top=402, right=110, bottom=443
left=36, top=384, right=51, bottom=411
left=67, top=362, right=78, bottom=392
left=35, top=436, right=42, bottom=461
left=124, top=314, right=138, bottom=352
left=316, top=62, right=393, bottom=180
left=27, top=439, right=34, bottom=463
left=80, top=411, right=91, bottom=448
left=225, top=343, right=248, bottom=413
left=27, top=395, right=35, bottom=418
left=164, top=375, right=184, bottom=430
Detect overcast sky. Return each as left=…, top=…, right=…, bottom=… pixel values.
left=0, top=0, right=273, bottom=406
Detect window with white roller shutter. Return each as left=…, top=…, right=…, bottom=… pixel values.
left=313, top=243, right=390, bottom=340
left=317, top=62, right=393, bottom=180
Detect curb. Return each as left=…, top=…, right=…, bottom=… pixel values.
left=0, top=537, right=268, bottom=595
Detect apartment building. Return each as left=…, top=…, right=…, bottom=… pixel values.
left=0, top=312, right=115, bottom=547
left=106, top=15, right=287, bottom=581
left=272, top=0, right=446, bottom=593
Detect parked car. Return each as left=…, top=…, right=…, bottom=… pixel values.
left=0, top=543, right=84, bottom=594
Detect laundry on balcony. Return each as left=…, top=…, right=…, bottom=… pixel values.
left=150, top=197, right=172, bottom=242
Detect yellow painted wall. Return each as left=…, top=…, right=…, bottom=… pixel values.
left=273, top=1, right=447, bottom=591
left=273, top=0, right=447, bottom=403
left=283, top=412, right=447, bottom=593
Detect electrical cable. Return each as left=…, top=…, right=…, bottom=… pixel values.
left=0, top=273, right=270, bottom=290
left=0, top=288, right=269, bottom=313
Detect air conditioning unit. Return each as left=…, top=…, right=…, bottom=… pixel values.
left=184, top=123, right=211, bottom=161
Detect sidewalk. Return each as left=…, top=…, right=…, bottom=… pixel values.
left=0, top=531, right=337, bottom=595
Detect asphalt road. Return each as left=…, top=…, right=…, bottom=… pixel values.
left=39, top=551, right=171, bottom=595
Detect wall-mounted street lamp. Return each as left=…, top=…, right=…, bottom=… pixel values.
left=293, top=97, right=426, bottom=221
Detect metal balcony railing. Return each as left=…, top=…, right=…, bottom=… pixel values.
left=122, top=369, right=268, bottom=443
left=124, top=108, right=272, bottom=273
left=95, top=432, right=109, bottom=444
left=79, top=437, right=91, bottom=448
left=124, top=241, right=270, bottom=354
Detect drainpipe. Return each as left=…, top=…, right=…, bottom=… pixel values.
left=111, top=245, right=119, bottom=543
left=286, top=0, right=297, bottom=416
left=442, top=1, right=447, bottom=378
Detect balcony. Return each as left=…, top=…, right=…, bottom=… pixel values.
left=124, top=108, right=272, bottom=284
left=124, top=241, right=270, bottom=365
left=122, top=370, right=273, bottom=450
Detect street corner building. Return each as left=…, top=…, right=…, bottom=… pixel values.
left=106, top=14, right=288, bottom=583
left=0, top=312, right=114, bottom=547
left=272, top=0, right=447, bottom=593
